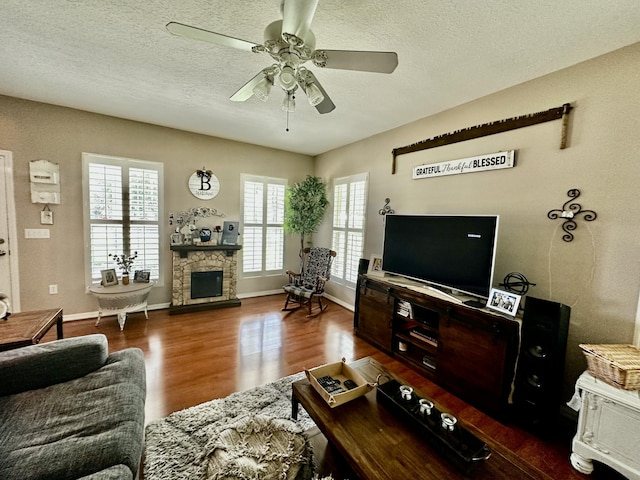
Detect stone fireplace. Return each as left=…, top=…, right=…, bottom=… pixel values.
left=170, top=245, right=241, bottom=314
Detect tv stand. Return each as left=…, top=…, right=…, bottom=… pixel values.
left=355, top=274, right=520, bottom=419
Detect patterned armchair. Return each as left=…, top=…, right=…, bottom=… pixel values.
left=282, top=247, right=336, bottom=316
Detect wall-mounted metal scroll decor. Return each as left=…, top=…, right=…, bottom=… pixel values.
left=391, top=103, right=573, bottom=174
left=378, top=198, right=395, bottom=216
left=547, top=189, right=597, bottom=242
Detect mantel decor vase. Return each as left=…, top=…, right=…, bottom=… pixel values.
left=199, top=227, right=212, bottom=243
left=122, top=274, right=130, bottom=285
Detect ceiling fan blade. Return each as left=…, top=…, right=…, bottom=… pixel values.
left=281, top=0, right=319, bottom=40
left=166, top=22, right=259, bottom=52
left=299, top=70, right=335, bottom=114
left=313, top=50, right=398, bottom=73
left=230, top=69, right=269, bottom=102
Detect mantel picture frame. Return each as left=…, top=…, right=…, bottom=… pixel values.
left=100, top=268, right=118, bottom=287
left=367, top=254, right=385, bottom=277
left=170, top=232, right=183, bottom=246
left=486, top=288, right=521, bottom=316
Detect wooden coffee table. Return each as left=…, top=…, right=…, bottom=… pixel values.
left=292, top=358, right=551, bottom=480
left=0, top=307, right=63, bottom=351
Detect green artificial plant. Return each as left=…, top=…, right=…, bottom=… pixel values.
left=284, top=175, right=329, bottom=256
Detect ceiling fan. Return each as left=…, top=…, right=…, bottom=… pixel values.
left=166, top=0, right=398, bottom=114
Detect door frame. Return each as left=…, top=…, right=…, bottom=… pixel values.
left=0, top=150, right=21, bottom=311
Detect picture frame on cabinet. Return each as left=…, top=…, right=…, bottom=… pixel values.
left=367, top=254, right=385, bottom=277
left=486, top=288, right=521, bottom=316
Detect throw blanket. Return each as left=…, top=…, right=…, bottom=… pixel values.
left=145, top=373, right=316, bottom=480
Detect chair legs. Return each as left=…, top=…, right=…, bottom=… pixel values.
left=282, top=292, right=328, bottom=317
left=313, top=296, right=328, bottom=316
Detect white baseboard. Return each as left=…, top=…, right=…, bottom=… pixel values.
left=63, top=291, right=355, bottom=322
left=63, top=302, right=170, bottom=322
left=323, top=293, right=355, bottom=312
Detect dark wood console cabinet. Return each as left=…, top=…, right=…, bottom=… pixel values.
left=355, top=275, right=520, bottom=418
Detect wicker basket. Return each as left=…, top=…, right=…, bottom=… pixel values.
left=579, top=344, right=640, bottom=390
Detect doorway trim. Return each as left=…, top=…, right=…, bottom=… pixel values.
left=0, top=150, right=20, bottom=311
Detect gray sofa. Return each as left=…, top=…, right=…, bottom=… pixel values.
left=0, top=334, right=146, bottom=479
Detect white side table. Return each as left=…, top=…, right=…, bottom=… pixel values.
left=88, top=282, right=154, bottom=330
left=571, top=371, right=640, bottom=479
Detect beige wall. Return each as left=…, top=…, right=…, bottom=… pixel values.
left=0, top=96, right=313, bottom=314
left=314, top=42, right=640, bottom=397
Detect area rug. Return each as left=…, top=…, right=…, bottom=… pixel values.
left=144, top=372, right=317, bottom=480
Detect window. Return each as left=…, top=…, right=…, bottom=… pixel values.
left=331, top=173, right=368, bottom=287
left=241, top=174, right=286, bottom=275
left=82, top=153, right=163, bottom=285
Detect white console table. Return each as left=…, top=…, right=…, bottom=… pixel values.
left=88, top=282, right=154, bottom=330
left=571, top=371, right=640, bottom=479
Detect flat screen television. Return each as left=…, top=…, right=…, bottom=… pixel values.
left=381, top=214, right=499, bottom=300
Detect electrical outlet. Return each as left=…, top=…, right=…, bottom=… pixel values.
left=49, top=284, right=58, bottom=294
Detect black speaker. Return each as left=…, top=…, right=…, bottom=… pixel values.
left=358, top=258, right=370, bottom=276
left=512, top=296, right=570, bottom=435
left=354, top=258, right=370, bottom=329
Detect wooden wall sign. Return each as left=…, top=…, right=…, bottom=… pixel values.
left=391, top=103, right=572, bottom=174
left=413, top=150, right=515, bottom=180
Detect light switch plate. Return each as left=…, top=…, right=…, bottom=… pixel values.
left=25, top=228, right=50, bottom=239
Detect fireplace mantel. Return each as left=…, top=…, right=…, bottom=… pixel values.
left=170, top=245, right=242, bottom=314
left=170, top=244, right=241, bottom=258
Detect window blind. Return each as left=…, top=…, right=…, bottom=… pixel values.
left=331, top=173, right=368, bottom=286
left=83, top=153, right=163, bottom=284
left=241, top=175, right=286, bottom=275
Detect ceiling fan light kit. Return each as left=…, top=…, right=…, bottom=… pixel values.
left=252, top=75, right=273, bottom=102
left=166, top=0, right=398, bottom=115
left=305, top=81, right=324, bottom=107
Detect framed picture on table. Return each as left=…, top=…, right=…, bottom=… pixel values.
left=100, top=268, right=118, bottom=287
left=133, top=270, right=151, bottom=283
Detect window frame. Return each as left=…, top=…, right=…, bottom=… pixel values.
left=240, top=173, right=287, bottom=277
left=331, top=172, right=369, bottom=288
left=82, top=152, right=164, bottom=287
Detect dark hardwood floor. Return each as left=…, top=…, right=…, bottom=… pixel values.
left=53, top=294, right=621, bottom=480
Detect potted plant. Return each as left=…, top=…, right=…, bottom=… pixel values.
left=109, top=252, right=138, bottom=285
left=284, top=176, right=329, bottom=258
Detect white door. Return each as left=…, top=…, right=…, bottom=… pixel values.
left=0, top=150, right=20, bottom=312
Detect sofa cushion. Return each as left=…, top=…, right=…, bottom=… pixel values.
left=0, top=334, right=109, bottom=396
left=0, top=348, right=145, bottom=480
left=77, top=464, right=133, bottom=480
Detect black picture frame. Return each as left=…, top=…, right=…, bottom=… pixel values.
left=133, top=270, right=151, bottom=283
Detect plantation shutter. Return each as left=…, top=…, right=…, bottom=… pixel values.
left=331, top=173, right=368, bottom=286
left=241, top=175, right=286, bottom=275
left=83, top=153, right=163, bottom=284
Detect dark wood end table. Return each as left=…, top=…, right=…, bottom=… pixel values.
left=0, top=307, right=63, bottom=351
left=292, top=358, right=552, bottom=480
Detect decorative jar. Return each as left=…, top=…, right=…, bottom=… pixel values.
left=199, top=227, right=212, bottom=242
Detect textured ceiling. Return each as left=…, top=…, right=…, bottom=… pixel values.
left=2, top=1, right=640, bottom=156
